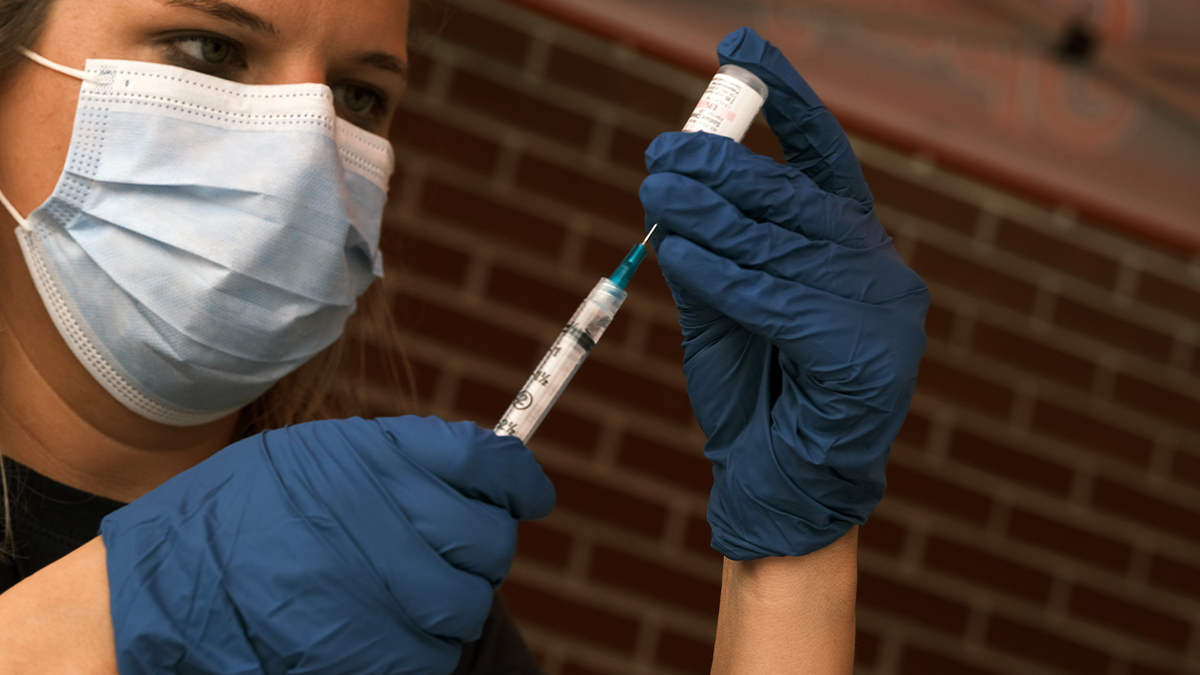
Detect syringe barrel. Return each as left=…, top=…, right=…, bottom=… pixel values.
left=495, top=278, right=627, bottom=443
left=682, top=64, right=768, bottom=142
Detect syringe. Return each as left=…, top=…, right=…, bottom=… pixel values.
left=494, top=225, right=656, bottom=443
left=494, top=63, right=768, bottom=443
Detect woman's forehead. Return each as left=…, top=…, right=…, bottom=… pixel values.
left=59, top=0, right=412, bottom=52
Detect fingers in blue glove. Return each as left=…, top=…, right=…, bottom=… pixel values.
left=644, top=131, right=884, bottom=249
left=102, top=415, right=557, bottom=675
left=641, top=171, right=922, bottom=307
left=716, top=27, right=873, bottom=208
left=372, top=417, right=556, bottom=521
left=654, top=234, right=927, bottom=387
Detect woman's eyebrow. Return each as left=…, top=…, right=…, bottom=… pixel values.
left=161, top=0, right=279, bottom=37
left=353, top=52, right=408, bottom=81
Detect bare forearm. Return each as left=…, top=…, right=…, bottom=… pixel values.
left=0, top=537, right=118, bottom=675
left=711, top=527, right=858, bottom=675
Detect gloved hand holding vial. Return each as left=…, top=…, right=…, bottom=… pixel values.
left=642, top=27, right=928, bottom=671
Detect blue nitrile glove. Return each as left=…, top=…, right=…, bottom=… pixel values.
left=641, top=27, right=928, bottom=560
left=100, top=416, right=555, bottom=675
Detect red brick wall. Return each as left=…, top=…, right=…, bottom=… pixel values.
left=362, top=0, right=1200, bottom=673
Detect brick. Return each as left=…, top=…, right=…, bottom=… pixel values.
left=1113, top=374, right=1200, bottom=434
left=501, top=580, right=639, bottom=653
left=925, top=302, right=955, bottom=341
left=545, top=47, right=689, bottom=124
left=683, top=516, right=723, bottom=562
left=571, top=360, right=693, bottom=425
left=885, top=463, right=994, bottom=525
left=448, top=70, right=593, bottom=148
left=439, top=6, right=530, bottom=65
left=911, top=242, right=1038, bottom=312
left=516, top=154, right=646, bottom=227
left=561, top=663, right=609, bottom=675
left=527, top=645, right=548, bottom=672
left=741, top=123, right=787, bottom=165
left=379, top=229, right=470, bottom=286
left=1092, top=477, right=1200, bottom=541
left=419, top=179, right=565, bottom=258
left=1031, top=401, right=1154, bottom=467
left=995, top=219, right=1119, bottom=288
left=900, top=645, right=1004, bottom=675
left=1137, top=272, right=1200, bottom=323
left=610, top=128, right=654, bottom=174
left=1149, top=554, right=1200, bottom=600
left=857, top=571, right=970, bottom=635
left=485, top=266, right=585, bottom=323
left=1054, top=298, right=1173, bottom=363
left=390, top=106, right=502, bottom=175
left=1006, top=508, right=1131, bottom=572
left=616, top=433, right=710, bottom=494
left=985, top=615, right=1110, bottom=675
left=388, top=163, right=406, bottom=196
left=855, top=628, right=882, bottom=666
left=656, top=630, right=714, bottom=675
left=1130, top=662, right=1194, bottom=675
left=1069, top=585, right=1190, bottom=651
left=971, top=323, right=1095, bottom=391
left=516, top=520, right=573, bottom=570
left=404, top=358, right=441, bottom=404
left=894, top=411, right=932, bottom=448
left=394, top=293, right=541, bottom=365
left=645, top=321, right=684, bottom=365
left=861, top=166, right=979, bottom=234
left=915, top=358, right=1014, bottom=419
left=454, top=378, right=515, bottom=428
left=1172, top=451, right=1200, bottom=487
left=589, top=546, right=721, bottom=615
left=582, top=237, right=675, bottom=304
left=948, top=428, right=1073, bottom=496
left=528, top=407, right=601, bottom=457
left=859, top=514, right=907, bottom=556
left=406, top=51, right=433, bottom=92
left=923, top=536, right=1053, bottom=603
left=543, top=467, right=668, bottom=538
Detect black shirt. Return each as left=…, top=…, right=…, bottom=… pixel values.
left=0, top=456, right=541, bottom=674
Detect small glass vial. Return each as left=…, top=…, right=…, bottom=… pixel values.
left=682, top=64, right=769, bottom=142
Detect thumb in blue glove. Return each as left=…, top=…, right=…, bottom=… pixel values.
left=101, top=416, right=555, bottom=675
left=641, top=27, right=928, bottom=560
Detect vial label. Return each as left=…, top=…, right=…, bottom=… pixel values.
left=683, top=73, right=765, bottom=142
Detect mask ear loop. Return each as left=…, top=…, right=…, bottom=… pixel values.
left=0, top=188, right=31, bottom=232
left=1, top=48, right=100, bottom=230
left=18, top=47, right=100, bottom=84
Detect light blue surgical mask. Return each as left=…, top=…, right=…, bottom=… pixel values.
left=0, top=51, right=394, bottom=426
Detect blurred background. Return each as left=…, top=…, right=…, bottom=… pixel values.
left=356, top=0, right=1200, bottom=672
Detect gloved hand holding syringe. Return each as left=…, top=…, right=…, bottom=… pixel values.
left=495, top=64, right=769, bottom=443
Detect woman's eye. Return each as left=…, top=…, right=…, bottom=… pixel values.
left=161, top=35, right=246, bottom=73
left=333, top=83, right=387, bottom=120
left=179, top=37, right=233, bottom=64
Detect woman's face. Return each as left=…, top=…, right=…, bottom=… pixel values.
left=0, top=0, right=410, bottom=456
left=0, top=0, right=411, bottom=217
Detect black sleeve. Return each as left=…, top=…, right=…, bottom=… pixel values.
left=451, top=592, right=544, bottom=675
left=0, top=563, right=16, bottom=595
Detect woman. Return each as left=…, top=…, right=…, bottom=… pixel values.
left=0, top=0, right=553, bottom=672
left=0, top=0, right=928, bottom=671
